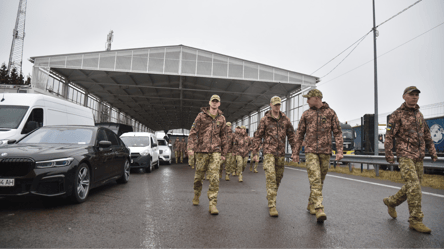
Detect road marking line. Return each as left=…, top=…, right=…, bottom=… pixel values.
left=286, top=167, right=444, bottom=198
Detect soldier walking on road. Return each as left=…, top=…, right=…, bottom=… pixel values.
left=180, top=137, right=186, bottom=163
left=224, top=122, right=235, bottom=181
left=252, top=96, right=298, bottom=217
left=383, top=86, right=438, bottom=234
left=174, top=138, right=181, bottom=164
left=188, top=95, right=228, bottom=215
left=249, top=131, right=261, bottom=173
left=233, top=125, right=251, bottom=182
left=293, top=89, right=343, bottom=223
left=232, top=126, right=241, bottom=176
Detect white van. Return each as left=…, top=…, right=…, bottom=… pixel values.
left=120, top=132, right=159, bottom=173
left=156, top=131, right=172, bottom=165
left=0, top=93, right=95, bottom=146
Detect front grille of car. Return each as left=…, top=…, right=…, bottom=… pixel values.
left=159, top=150, right=163, bottom=154
left=130, top=153, right=140, bottom=159
left=0, top=158, right=35, bottom=177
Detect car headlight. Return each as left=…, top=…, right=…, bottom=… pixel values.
left=36, top=157, right=74, bottom=169
left=140, top=149, right=150, bottom=156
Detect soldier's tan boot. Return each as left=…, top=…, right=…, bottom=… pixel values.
left=254, top=169, right=258, bottom=173
left=209, top=205, right=219, bottom=215
left=232, top=172, right=236, bottom=176
left=307, top=203, right=316, bottom=215
left=269, top=207, right=279, bottom=217
left=316, top=209, right=327, bottom=222
left=192, top=195, right=199, bottom=206
left=383, top=198, right=397, bottom=219
left=225, top=174, right=230, bottom=181
left=250, top=166, right=253, bottom=172
left=239, top=174, right=243, bottom=182
left=409, top=222, right=431, bottom=234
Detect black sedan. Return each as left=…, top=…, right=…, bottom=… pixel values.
left=0, top=125, right=130, bottom=203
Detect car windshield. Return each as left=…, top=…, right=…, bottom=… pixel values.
left=0, top=105, right=29, bottom=129
left=158, top=139, right=167, bottom=146
left=19, top=127, right=94, bottom=144
left=343, top=129, right=353, bottom=139
left=120, top=137, right=150, bottom=147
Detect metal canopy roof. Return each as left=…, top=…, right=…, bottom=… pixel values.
left=31, top=45, right=318, bottom=131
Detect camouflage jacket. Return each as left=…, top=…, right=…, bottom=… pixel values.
left=251, top=142, right=262, bottom=155
left=294, top=102, right=343, bottom=155
left=252, top=111, right=297, bottom=157
left=226, top=129, right=235, bottom=153
left=385, top=102, right=437, bottom=161
left=173, top=139, right=181, bottom=152
left=179, top=141, right=186, bottom=152
left=187, top=107, right=228, bottom=155
left=233, top=133, right=252, bottom=158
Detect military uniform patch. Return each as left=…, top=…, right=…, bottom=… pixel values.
left=387, top=123, right=392, bottom=131
left=191, top=122, right=196, bottom=129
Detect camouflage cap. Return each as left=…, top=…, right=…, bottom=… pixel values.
left=302, top=89, right=323, bottom=98
left=403, top=86, right=421, bottom=95
left=270, top=96, right=281, bottom=106
left=241, top=125, right=246, bottom=129
left=226, top=122, right=232, bottom=126
left=210, top=95, right=221, bottom=102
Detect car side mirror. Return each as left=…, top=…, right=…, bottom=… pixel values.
left=168, top=144, right=172, bottom=147
left=99, top=140, right=112, bottom=148
left=152, top=143, right=157, bottom=148
left=23, top=121, right=39, bottom=134
left=7, top=139, right=17, bottom=144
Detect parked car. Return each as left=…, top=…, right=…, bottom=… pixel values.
left=96, top=122, right=133, bottom=137
left=0, top=126, right=130, bottom=203
left=0, top=93, right=95, bottom=146
left=120, top=132, right=159, bottom=173
left=156, top=132, right=172, bottom=165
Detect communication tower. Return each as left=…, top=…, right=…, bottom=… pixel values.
left=106, top=30, right=114, bottom=51
left=8, top=0, right=28, bottom=74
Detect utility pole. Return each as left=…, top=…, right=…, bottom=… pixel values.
left=106, top=30, right=114, bottom=51
left=372, top=0, right=380, bottom=174
left=8, top=0, right=28, bottom=74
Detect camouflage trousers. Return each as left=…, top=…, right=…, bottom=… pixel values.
left=193, top=152, right=221, bottom=206
left=188, top=154, right=196, bottom=168
left=263, top=154, right=286, bottom=208
left=219, top=156, right=226, bottom=176
left=236, top=155, right=249, bottom=175
left=250, top=153, right=259, bottom=171
left=175, top=151, right=180, bottom=163
left=306, top=153, right=330, bottom=210
left=227, top=153, right=236, bottom=175
left=386, top=157, right=424, bottom=223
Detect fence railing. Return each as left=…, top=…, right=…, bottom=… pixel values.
left=285, top=154, right=444, bottom=176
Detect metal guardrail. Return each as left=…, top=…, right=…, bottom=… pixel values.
left=285, top=153, right=444, bottom=176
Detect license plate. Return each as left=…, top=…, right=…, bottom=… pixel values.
left=0, top=179, right=14, bottom=187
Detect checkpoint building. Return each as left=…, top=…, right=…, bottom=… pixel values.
left=30, top=45, right=318, bottom=135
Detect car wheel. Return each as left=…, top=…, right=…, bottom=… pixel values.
left=117, top=160, right=130, bottom=184
left=146, top=159, right=152, bottom=173
left=70, top=163, right=90, bottom=204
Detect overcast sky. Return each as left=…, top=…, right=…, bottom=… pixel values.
left=1, top=0, right=443, bottom=124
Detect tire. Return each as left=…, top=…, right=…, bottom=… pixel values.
left=70, top=163, right=90, bottom=204
left=117, top=160, right=130, bottom=184
left=146, top=159, right=152, bottom=173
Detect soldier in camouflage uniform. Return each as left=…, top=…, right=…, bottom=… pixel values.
left=383, top=86, right=438, bottom=234
left=174, top=138, right=181, bottom=164
left=222, top=122, right=234, bottom=181
left=252, top=96, right=298, bottom=217
left=249, top=131, right=262, bottom=173
left=179, top=137, right=186, bottom=163
left=231, top=126, right=242, bottom=176
left=294, top=89, right=343, bottom=222
left=188, top=95, right=228, bottom=215
left=233, top=125, right=251, bottom=182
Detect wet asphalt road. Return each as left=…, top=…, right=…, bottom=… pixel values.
left=1, top=163, right=444, bottom=248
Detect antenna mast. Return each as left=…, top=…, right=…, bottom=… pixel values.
left=8, top=0, right=28, bottom=74
left=106, top=30, right=114, bottom=51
